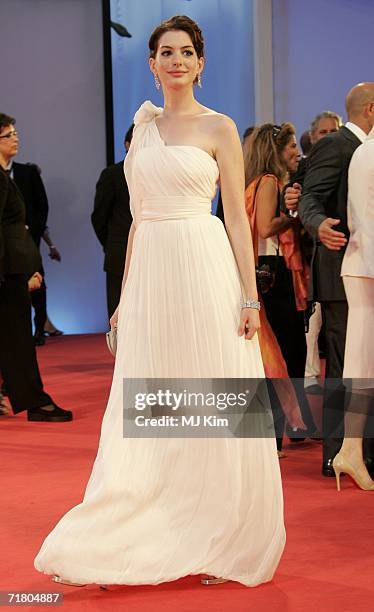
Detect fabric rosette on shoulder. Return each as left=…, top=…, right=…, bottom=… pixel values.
left=134, top=100, right=163, bottom=125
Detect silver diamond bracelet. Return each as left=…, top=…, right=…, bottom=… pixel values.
left=241, top=299, right=261, bottom=311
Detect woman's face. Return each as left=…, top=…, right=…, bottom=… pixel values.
left=149, top=29, right=204, bottom=91
left=281, top=134, right=299, bottom=174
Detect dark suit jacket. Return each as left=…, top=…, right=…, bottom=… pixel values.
left=12, top=162, right=49, bottom=246
left=289, top=155, right=308, bottom=187
left=299, top=126, right=362, bottom=301
left=0, top=167, right=41, bottom=278
left=91, top=161, right=132, bottom=276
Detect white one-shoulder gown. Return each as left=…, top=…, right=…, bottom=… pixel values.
left=34, top=102, right=285, bottom=587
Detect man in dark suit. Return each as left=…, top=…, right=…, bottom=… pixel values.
left=8, top=135, right=62, bottom=345
left=286, top=112, right=342, bottom=394
left=11, top=160, right=49, bottom=344
left=91, top=124, right=134, bottom=319
left=296, top=82, right=374, bottom=475
left=0, top=113, right=72, bottom=422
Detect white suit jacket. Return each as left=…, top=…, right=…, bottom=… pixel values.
left=341, top=131, right=374, bottom=278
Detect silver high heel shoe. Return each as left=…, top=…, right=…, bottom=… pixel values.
left=52, top=576, right=108, bottom=589
left=52, top=575, right=108, bottom=589
left=52, top=575, right=86, bottom=587
left=201, top=575, right=228, bottom=585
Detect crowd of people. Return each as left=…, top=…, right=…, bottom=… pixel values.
left=1, top=12, right=373, bottom=590
left=90, top=85, right=374, bottom=484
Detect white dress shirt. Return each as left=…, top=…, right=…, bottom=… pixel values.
left=345, top=121, right=367, bottom=143
left=341, top=130, right=374, bottom=278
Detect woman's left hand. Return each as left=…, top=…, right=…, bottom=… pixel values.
left=238, top=307, right=260, bottom=340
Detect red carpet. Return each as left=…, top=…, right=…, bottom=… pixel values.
left=1, top=334, right=373, bottom=611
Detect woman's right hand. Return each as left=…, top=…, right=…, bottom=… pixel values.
left=109, top=307, right=119, bottom=330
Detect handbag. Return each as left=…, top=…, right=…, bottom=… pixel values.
left=106, top=327, right=117, bottom=356
left=256, top=262, right=276, bottom=294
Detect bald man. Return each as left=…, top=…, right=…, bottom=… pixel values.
left=299, top=82, right=374, bottom=477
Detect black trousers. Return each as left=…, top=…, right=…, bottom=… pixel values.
left=0, top=274, right=52, bottom=413
left=321, top=300, right=347, bottom=461
left=31, top=265, right=47, bottom=334
left=260, top=257, right=316, bottom=446
left=106, top=271, right=122, bottom=321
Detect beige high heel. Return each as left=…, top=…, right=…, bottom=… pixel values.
left=332, top=454, right=374, bottom=491
left=201, top=575, right=228, bottom=585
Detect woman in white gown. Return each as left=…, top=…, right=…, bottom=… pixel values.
left=34, top=15, right=285, bottom=587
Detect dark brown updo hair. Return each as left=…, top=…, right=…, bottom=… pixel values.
left=243, top=122, right=296, bottom=187
left=148, top=15, right=205, bottom=60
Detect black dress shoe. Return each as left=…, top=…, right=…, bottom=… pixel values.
left=34, top=332, right=46, bottom=346
left=285, top=426, right=304, bottom=441
left=322, top=457, right=343, bottom=477
left=286, top=425, right=320, bottom=442
left=27, top=404, right=73, bottom=422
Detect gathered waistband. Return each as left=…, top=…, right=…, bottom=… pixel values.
left=139, top=195, right=212, bottom=222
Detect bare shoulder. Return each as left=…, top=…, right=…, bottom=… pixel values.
left=257, top=174, right=278, bottom=195
left=199, top=112, right=240, bottom=155
left=200, top=110, right=238, bottom=134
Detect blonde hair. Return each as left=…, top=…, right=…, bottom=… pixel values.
left=243, top=122, right=296, bottom=188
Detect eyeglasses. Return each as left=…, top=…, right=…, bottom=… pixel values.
left=0, top=130, right=18, bottom=139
